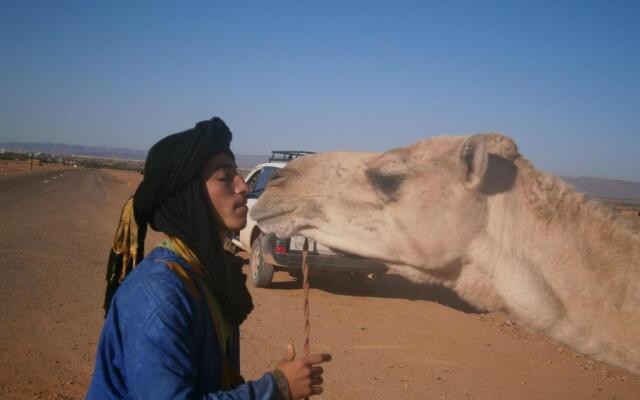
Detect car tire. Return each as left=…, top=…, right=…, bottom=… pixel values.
left=250, top=234, right=275, bottom=288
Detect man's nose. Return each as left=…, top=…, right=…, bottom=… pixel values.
left=235, top=175, right=249, bottom=194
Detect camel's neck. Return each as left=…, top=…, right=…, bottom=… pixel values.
left=484, top=164, right=639, bottom=290
left=475, top=165, right=640, bottom=373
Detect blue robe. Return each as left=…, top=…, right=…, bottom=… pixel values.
left=87, top=247, right=278, bottom=399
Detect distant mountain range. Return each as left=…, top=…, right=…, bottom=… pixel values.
left=559, top=176, right=640, bottom=201
left=0, top=142, right=269, bottom=170
left=0, top=142, right=147, bottom=160
left=2, top=142, right=638, bottom=200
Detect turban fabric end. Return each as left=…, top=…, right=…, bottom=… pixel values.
left=103, top=196, right=146, bottom=316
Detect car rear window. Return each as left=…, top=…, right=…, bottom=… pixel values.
left=251, top=166, right=278, bottom=197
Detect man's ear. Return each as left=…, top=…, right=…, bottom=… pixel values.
left=459, top=134, right=488, bottom=190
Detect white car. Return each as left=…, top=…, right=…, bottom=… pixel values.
left=230, top=151, right=388, bottom=288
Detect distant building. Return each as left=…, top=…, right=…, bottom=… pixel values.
left=0, top=148, right=4, bottom=154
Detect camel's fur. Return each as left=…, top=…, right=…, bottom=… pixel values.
left=251, top=133, right=640, bottom=374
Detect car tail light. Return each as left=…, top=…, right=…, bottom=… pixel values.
left=274, top=244, right=287, bottom=254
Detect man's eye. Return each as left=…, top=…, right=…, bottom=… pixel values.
left=218, top=174, right=235, bottom=183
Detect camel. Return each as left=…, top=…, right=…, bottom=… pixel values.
left=251, top=133, right=640, bottom=374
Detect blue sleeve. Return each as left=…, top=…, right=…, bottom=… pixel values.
left=88, top=265, right=280, bottom=400
left=127, top=291, right=279, bottom=399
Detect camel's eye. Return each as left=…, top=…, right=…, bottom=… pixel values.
left=365, top=168, right=405, bottom=201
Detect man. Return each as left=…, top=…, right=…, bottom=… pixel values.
left=88, top=117, right=330, bottom=399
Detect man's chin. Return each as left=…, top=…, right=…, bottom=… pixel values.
left=220, top=220, right=246, bottom=233
left=229, top=219, right=247, bottom=231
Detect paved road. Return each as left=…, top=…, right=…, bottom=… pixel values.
left=0, top=169, right=127, bottom=399
left=1, top=168, right=638, bottom=400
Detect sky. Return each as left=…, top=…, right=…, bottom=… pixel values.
left=1, top=1, right=638, bottom=181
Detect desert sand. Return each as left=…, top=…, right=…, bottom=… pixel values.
left=0, top=160, right=68, bottom=178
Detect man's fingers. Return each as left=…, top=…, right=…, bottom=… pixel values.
left=303, top=353, right=331, bottom=365
left=310, top=366, right=323, bottom=376
left=310, top=376, right=323, bottom=386
left=310, top=386, right=324, bottom=395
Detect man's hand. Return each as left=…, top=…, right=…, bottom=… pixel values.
left=275, top=344, right=331, bottom=399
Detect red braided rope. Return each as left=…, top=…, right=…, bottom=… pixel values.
left=302, top=238, right=310, bottom=358
left=301, top=238, right=311, bottom=400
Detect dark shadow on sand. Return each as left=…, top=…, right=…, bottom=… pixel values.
left=268, top=271, right=482, bottom=315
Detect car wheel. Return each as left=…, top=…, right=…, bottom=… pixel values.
left=250, top=234, right=274, bottom=288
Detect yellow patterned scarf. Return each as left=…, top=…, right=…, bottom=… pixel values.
left=160, top=236, right=245, bottom=390
left=104, top=197, right=144, bottom=314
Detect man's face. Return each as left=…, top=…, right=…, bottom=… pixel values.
left=202, top=153, right=249, bottom=231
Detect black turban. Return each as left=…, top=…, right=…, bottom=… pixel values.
left=104, top=117, right=253, bottom=326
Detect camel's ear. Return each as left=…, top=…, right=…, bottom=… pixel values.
left=459, top=134, right=488, bottom=190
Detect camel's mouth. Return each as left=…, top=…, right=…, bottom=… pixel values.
left=296, top=225, right=402, bottom=266
left=253, top=206, right=364, bottom=258
left=252, top=196, right=400, bottom=265
left=251, top=202, right=305, bottom=239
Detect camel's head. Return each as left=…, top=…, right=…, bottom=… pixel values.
left=252, top=133, right=519, bottom=270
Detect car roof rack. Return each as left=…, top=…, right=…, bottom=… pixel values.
left=268, top=150, right=315, bottom=162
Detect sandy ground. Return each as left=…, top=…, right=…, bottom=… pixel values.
left=0, top=167, right=638, bottom=399
left=0, top=160, right=69, bottom=178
